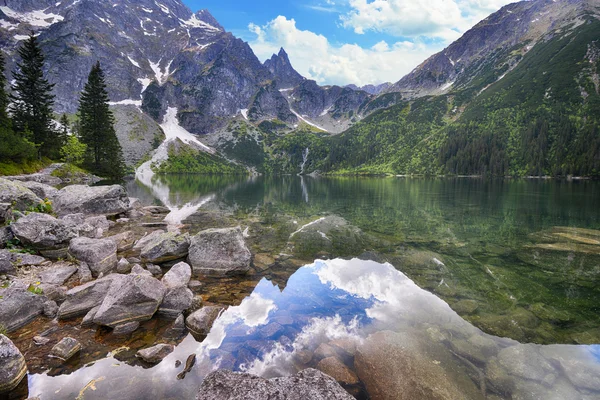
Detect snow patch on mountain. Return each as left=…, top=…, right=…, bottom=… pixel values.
left=0, top=6, right=64, bottom=28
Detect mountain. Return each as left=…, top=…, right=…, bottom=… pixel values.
left=347, top=82, right=392, bottom=95
left=264, top=48, right=305, bottom=89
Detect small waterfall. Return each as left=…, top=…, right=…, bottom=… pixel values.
left=299, top=147, right=309, bottom=175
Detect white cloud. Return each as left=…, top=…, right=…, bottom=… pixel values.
left=341, top=0, right=516, bottom=41
left=248, top=16, right=443, bottom=86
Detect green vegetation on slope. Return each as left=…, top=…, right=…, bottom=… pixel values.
left=155, top=139, right=247, bottom=175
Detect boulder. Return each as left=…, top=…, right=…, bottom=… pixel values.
left=68, top=237, right=117, bottom=277
left=0, top=288, right=46, bottom=332
left=146, top=264, right=163, bottom=276
left=196, top=368, right=354, bottom=400
left=136, top=343, right=175, bottom=364
left=0, top=250, right=15, bottom=275
left=19, top=181, right=58, bottom=201
left=117, top=258, right=131, bottom=274
left=140, top=232, right=190, bottom=263
left=57, top=275, right=120, bottom=319
left=106, top=231, right=135, bottom=252
left=11, top=213, right=79, bottom=259
left=186, top=306, right=223, bottom=337
left=77, top=262, right=93, bottom=284
left=133, top=230, right=165, bottom=250
left=39, top=284, right=67, bottom=303
left=50, top=337, right=81, bottom=361
left=81, top=306, right=100, bottom=328
left=62, top=214, right=111, bottom=238
left=0, top=178, right=42, bottom=210
left=93, top=274, right=166, bottom=327
left=53, top=184, right=130, bottom=217
left=39, top=263, right=78, bottom=285
left=354, top=330, right=483, bottom=400
left=131, top=264, right=153, bottom=277
left=0, top=203, right=12, bottom=224
left=0, top=335, right=27, bottom=394
left=162, top=262, right=192, bottom=289
left=159, top=286, right=194, bottom=319
left=188, top=227, right=252, bottom=276
left=0, top=226, right=14, bottom=249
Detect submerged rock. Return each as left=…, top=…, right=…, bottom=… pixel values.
left=0, top=334, right=28, bottom=394
left=68, top=237, right=117, bottom=277
left=186, top=306, right=224, bottom=337
left=188, top=227, right=252, bottom=276
left=316, top=356, right=359, bottom=385
left=50, top=337, right=82, bottom=361
left=53, top=184, right=130, bottom=217
left=136, top=343, right=175, bottom=364
left=93, top=274, right=166, bottom=327
left=196, top=368, right=354, bottom=400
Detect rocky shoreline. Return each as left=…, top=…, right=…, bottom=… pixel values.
left=0, top=170, right=352, bottom=399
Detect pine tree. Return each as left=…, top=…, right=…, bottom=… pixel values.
left=9, top=33, right=61, bottom=159
left=78, top=61, right=125, bottom=179
left=0, top=51, right=36, bottom=162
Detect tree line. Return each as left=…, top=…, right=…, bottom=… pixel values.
left=0, top=34, right=124, bottom=179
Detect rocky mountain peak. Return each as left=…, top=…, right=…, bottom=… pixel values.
left=264, top=47, right=305, bottom=89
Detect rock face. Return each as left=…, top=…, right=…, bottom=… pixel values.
left=0, top=178, right=42, bottom=210
left=140, top=232, right=190, bottom=263
left=354, top=330, right=483, bottom=400
left=58, top=275, right=119, bottom=319
left=11, top=212, right=79, bottom=259
left=53, top=185, right=130, bottom=217
left=0, top=288, right=46, bottom=332
left=68, top=237, right=118, bottom=277
left=93, top=274, right=166, bottom=327
left=188, top=227, right=252, bottom=276
left=186, top=306, right=223, bottom=337
left=196, top=369, right=354, bottom=400
left=136, top=343, right=175, bottom=364
left=0, top=335, right=28, bottom=394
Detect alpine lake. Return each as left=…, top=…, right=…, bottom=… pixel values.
left=7, top=175, right=600, bottom=399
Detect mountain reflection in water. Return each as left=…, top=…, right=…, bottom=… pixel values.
left=25, top=259, right=600, bottom=399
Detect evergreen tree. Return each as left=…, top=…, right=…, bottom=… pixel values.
left=78, top=61, right=125, bottom=179
left=0, top=51, right=36, bottom=162
left=9, top=33, right=61, bottom=159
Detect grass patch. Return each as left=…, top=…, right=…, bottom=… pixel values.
left=0, top=158, right=52, bottom=176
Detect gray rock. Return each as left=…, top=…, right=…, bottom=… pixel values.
left=11, top=213, right=79, bottom=259
left=0, top=178, right=42, bottom=210
left=0, top=334, right=27, bottom=394
left=196, top=368, right=354, bottom=400
left=131, top=264, right=153, bottom=277
left=68, top=237, right=117, bottom=277
left=136, top=343, right=175, bottom=364
left=33, top=336, right=50, bottom=346
left=117, top=258, right=132, bottom=274
left=145, top=264, right=163, bottom=276
left=20, top=181, right=59, bottom=201
left=58, top=275, right=120, bottom=319
left=113, top=321, right=140, bottom=336
left=140, top=231, right=190, bottom=263
left=53, top=185, right=130, bottom=217
left=0, top=288, right=46, bottom=332
left=133, top=230, right=166, bottom=250
left=129, top=198, right=142, bottom=210
left=11, top=253, right=47, bottom=267
left=77, top=262, right=93, bottom=284
left=93, top=274, right=166, bottom=327
left=173, top=314, right=186, bottom=331
left=0, top=250, right=15, bottom=275
left=43, top=300, right=59, bottom=318
left=159, top=286, right=194, bottom=319
left=39, top=264, right=78, bottom=285
left=106, top=231, right=136, bottom=252
left=38, top=284, right=67, bottom=303
left=188, top=227, right=252, bottom=276
left=0, top=226, right=14, bottom=249
left=81, top=306, right=100, bottom=328
left=188, top=280, right=204, bottom=293
left=62, top=214, right=111, bottom=239
left=0, top=203, right=12, bottom=224
left=186, top=306, right=223, bottom=337
left=162, top=262, right=192, bottom=289
left=50, top=337, right=81, bottom=361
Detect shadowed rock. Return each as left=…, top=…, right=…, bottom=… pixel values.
left=0, top=335, right=27, bottom=394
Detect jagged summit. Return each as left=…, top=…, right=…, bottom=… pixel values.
left=264, top=47, right=306, bottom=89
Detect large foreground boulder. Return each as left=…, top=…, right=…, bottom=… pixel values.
left=196, top=369, right=354, bottom=400
left=0, top=335, right=27, bottom=394
left=53, top=184, right=130, bottom=217
left=0, top=177, right=42, bottom=210
left=11, top=213, right=79, bottom=259
left=186, top=306, right=223, bottom=337
left=140, top=231, right=190, bottom=263
left=0, top=288, right=46, bottom=332
left=57, top=275, right=119, bottom=319
left=188, top=227, right=251, bottom=276
left=93, top=274, right=166, bottom=327
left=68, top=237, right=117, bottom=277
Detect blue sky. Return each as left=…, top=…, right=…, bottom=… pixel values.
left=182, top=0, right=515, bottom=86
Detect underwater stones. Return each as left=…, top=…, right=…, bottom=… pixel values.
left=93, top=274, right=166, bottom=327
left=136, top=344, right=175, bottom=364
left=69, top=237, right=117, bottom=277
left=0, top=335, right=27, bottom=394
left=316, top=356, right=359, bottom=385
left=540, top=346, right=600, bottom=392
left=50, top=337, right=82, bottom=361
left=497, top=345, right=556, bottom=384
left=188, top=227, right=252, bottom=276
left=196, top=368, right=354, bottom=400
left=354, top=330, right=483, bottom=400
left=452, top=299, right=479, bottom=314
left=140, top=231, right=190, bottom=263
left=162, top=262, right=192, bottom=290
left=0, top=288, right=45, bottom=332
left=53, top=184, right=130, bottom=217
left=186, top=306, right=224, bottom=337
